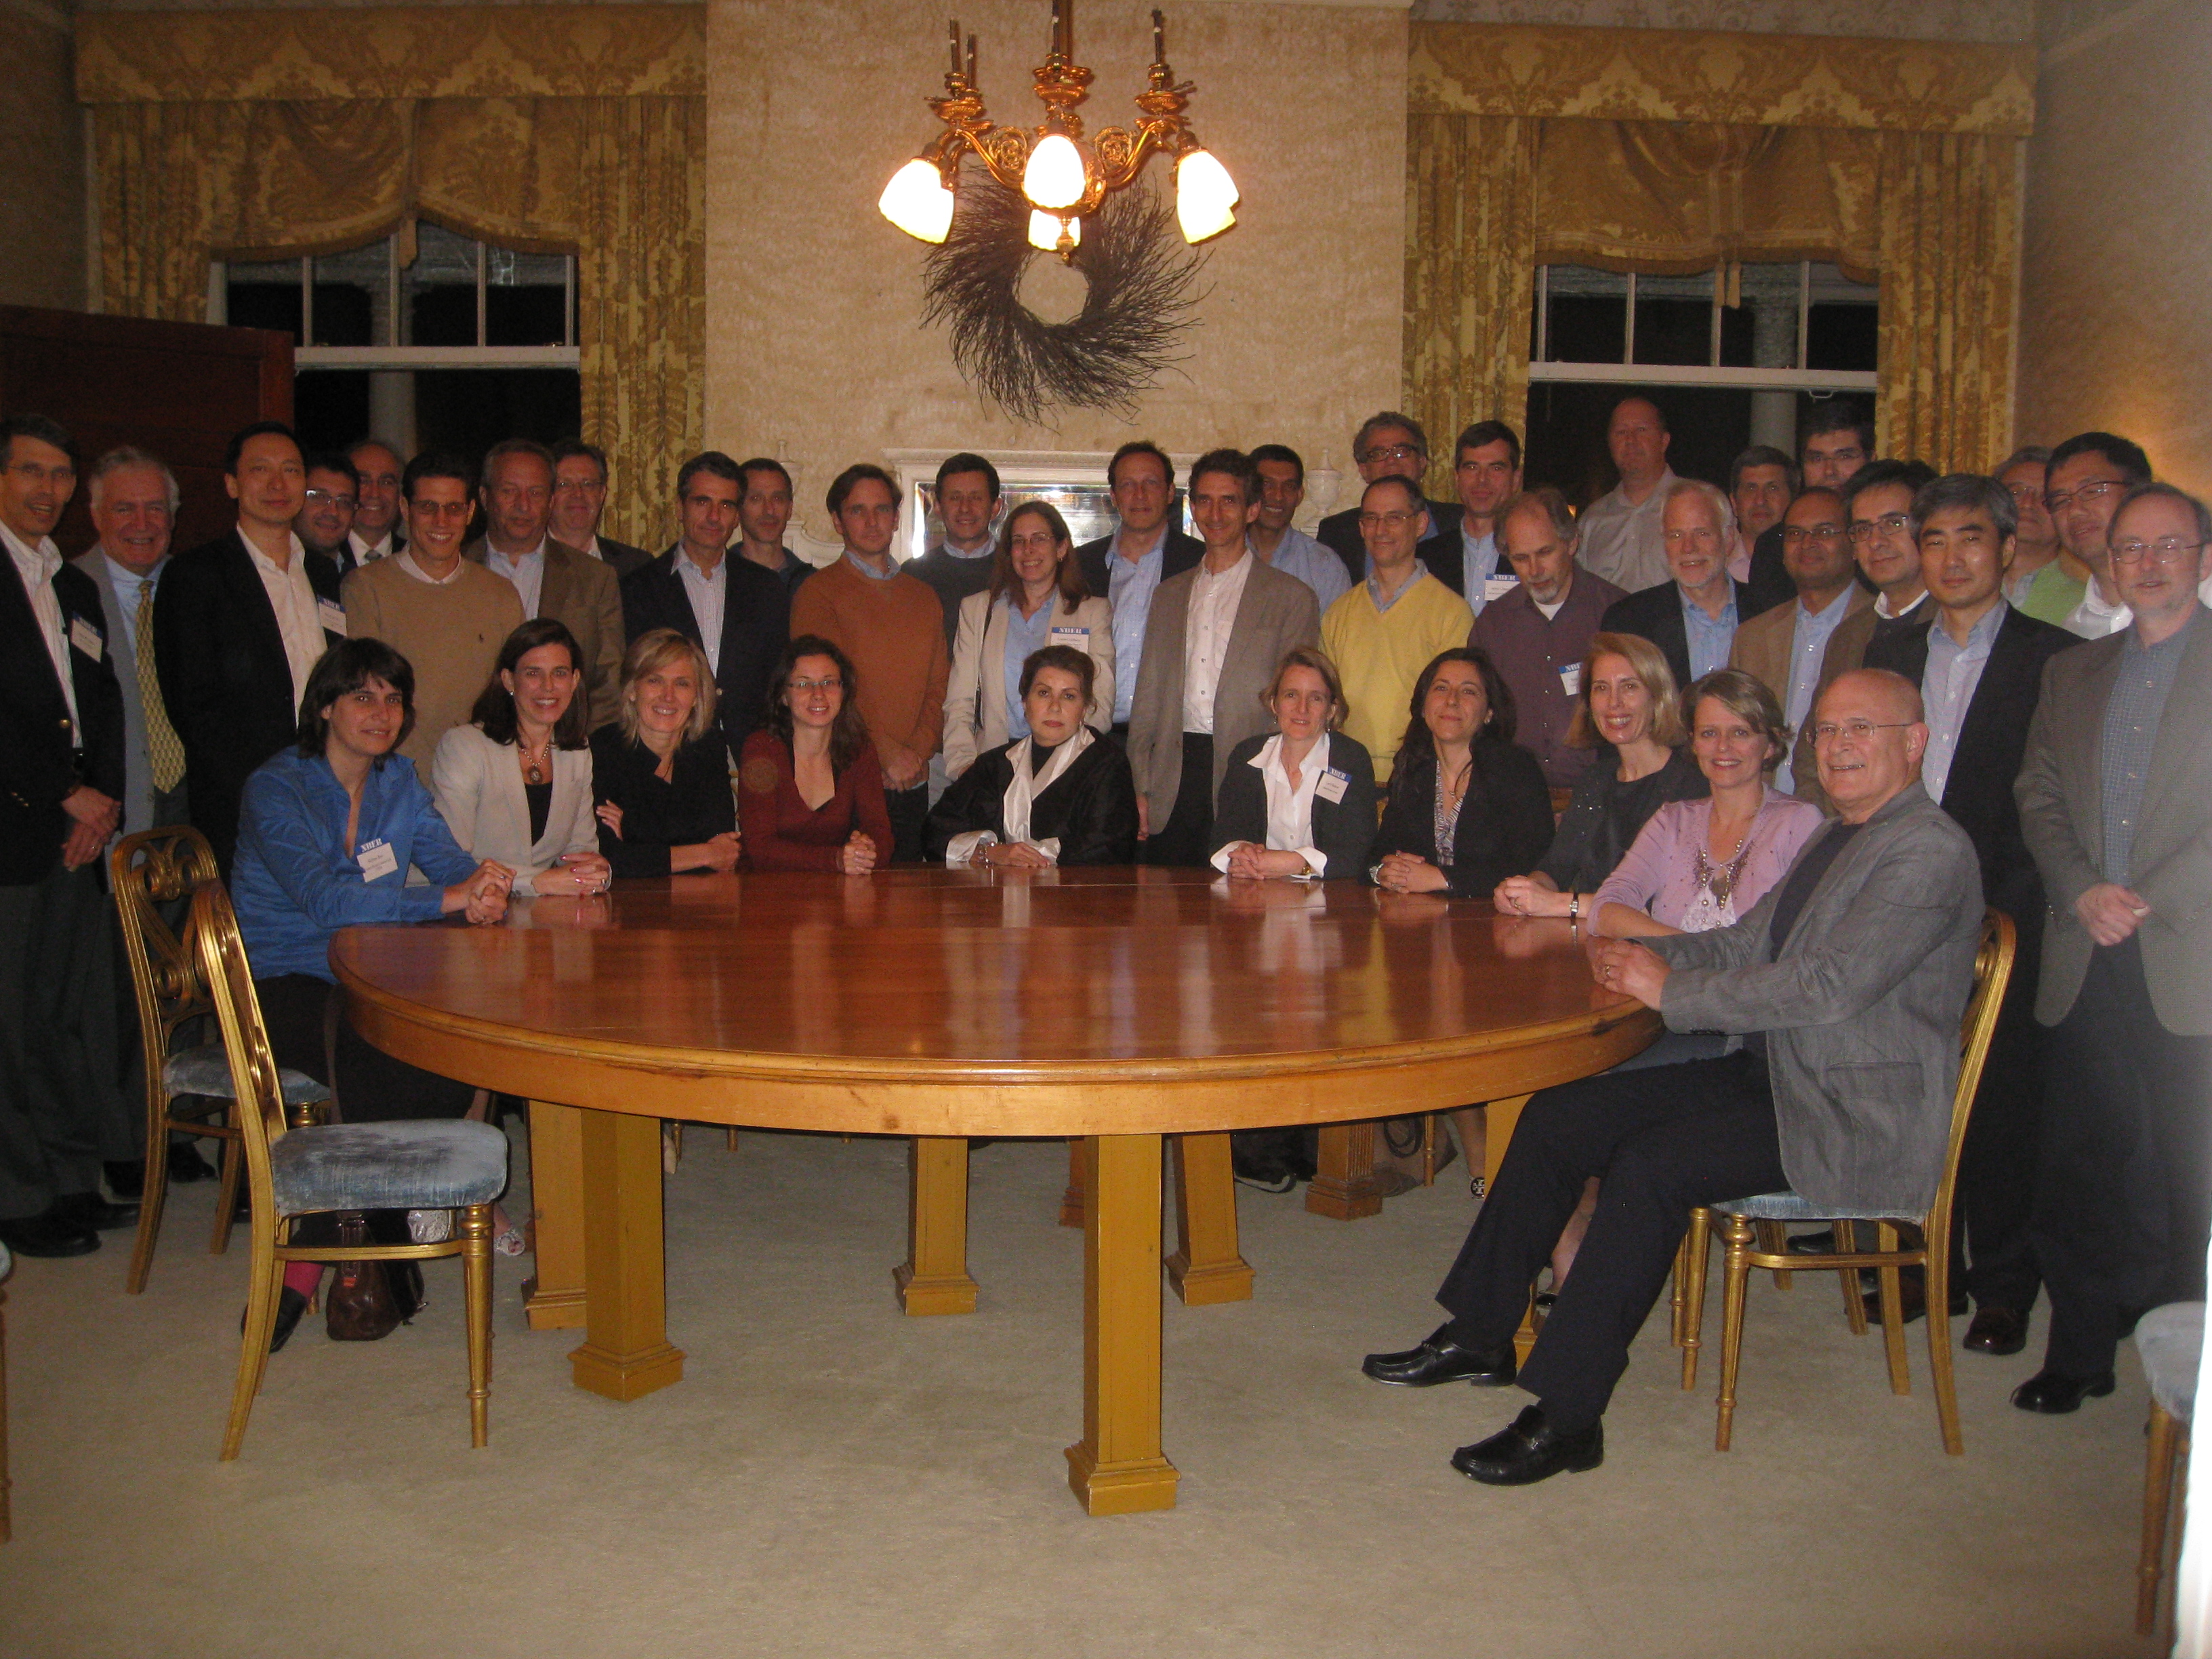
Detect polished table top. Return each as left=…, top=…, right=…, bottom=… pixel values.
left=333, top=866, right=1657, bottom=1134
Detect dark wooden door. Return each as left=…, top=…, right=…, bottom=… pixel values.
left=0, top=306, right=293, bottom=556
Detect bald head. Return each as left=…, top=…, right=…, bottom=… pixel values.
left=1811, top=669, right=1927, bottom=823
left=1607, top=398, right=1671, bottom=491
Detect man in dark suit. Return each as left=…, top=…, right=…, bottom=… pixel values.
left=1862, top=474, right=2078, bottom=1354
left=1074, top=440, right=1204, bottom=739
left=550, top=439, right=653, bottom=579
left=342, top=438, right=406, bottom=569
left=1741, top=404, right=1875, bottom=618
left=0, top=414, right=138, bottom=1258
left=75, top=446, right=190, bottom=837
left=155, top=422, right=346, bottom=874
left=1312, top=411, right=1460, bottom=588
left=1599, top=479, right=1747, bottom=694
left=733, top=456, right=815, bottom=598
left=295, top=451, right=360, bottom=572
left=620, top=451, right=790, bottom=765
left=2015, top=481, right=2212, bottom=1415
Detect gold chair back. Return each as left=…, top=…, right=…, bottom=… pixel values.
left=188, top=882, right=295, bottom=1243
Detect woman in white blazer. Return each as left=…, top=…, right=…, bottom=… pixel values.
left=432, top=618, right=611, bottom=897
left=941, top=499, right=1114, bottom=781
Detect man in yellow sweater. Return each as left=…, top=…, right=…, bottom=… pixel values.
left=1321, top=475, right=1476, bottom=784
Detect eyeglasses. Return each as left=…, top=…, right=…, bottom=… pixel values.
left=787, top=676, right=843, bottom=693
left=1662, top=527, right=1719, bottom=546
left=1780, top=524, right=1846, bottom=544
left=2045, top=478, right=2125, bottom=512
left=1357, top=510, right=1420, bottom=531
left=2110, top=537, right=2206, bottom=567
left=552, top=477, right=605, bottom=493
left=1847, top=513, right=1912, bottom=544
left=1809, top=719, right=1913, bottom=744
left=2004, top=482, right=2043, bottom=504
left=1359, top=443, right=1421, bottom=466
left=304, top=489, right=356, bottom=510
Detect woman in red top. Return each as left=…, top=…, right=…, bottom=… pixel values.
left=739, top=634, right=895, bottom=873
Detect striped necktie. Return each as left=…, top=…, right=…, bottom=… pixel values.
left=136, top=577, right=187, bottom=794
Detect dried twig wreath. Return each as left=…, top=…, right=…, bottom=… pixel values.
left=920, top=173, right=1209, bottom=425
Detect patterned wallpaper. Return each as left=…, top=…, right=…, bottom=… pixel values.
left=1409, top=0, right=2034, bottom=43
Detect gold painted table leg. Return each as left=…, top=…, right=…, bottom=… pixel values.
left=1065, top=1134, right=1179, bottom=1516
left=1307, top=1121, right=1387, bottom=1220
left=1165, top=1132, right=1252, bottom=1306
left=522, top=1100, right=587, bottom=1330
left=895, top=1136, right=979, bottom=1315
left=569, top=1107, right=684, bottom=1401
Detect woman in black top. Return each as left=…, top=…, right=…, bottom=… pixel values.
left=1494, top=630, right=1705, bottom=919
left=1371, top=647, right=1553, bottom=897
left=1211, top=647, right=1376, bottom=880
left=591, top=628, right=741, bottom=878
left=926, top=645, right=1138, bottom=867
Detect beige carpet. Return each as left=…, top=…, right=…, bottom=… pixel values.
left=0, top=1124, right=2158, bottom=1658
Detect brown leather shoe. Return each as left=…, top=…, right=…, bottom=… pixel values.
left=1962, top=1305, right=2028, bottom=1355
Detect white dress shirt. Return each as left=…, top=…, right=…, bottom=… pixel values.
left=99, top=552, right=163, bottom=659
left=3, top=519, right=77, bottom=728
left=1181, top=550, right=1253, bottom=735
left=245, top=530, right=327, bottom=710
left=1210, top=731, right=1330, bottom=877
left=396, top=550, right=469, bottom=586
left=485, top=537, right=547, bottom=617
left=678, top=551, right=728, bottom=674
left=348, top=528, right=398, bottom=565
left=2065, top=577, right=2132, bottom=640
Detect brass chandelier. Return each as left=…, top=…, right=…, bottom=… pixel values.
left=878, top=1, right=1239, bottom=259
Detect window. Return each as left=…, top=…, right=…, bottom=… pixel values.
left=1525, top=262, right=1879, bottom=504
left=217, top=224, right=581, bottom=459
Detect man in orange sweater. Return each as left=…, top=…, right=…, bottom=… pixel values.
left=790, top=464, right=948, bottom=862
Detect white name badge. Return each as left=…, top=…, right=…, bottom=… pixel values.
left=1559, top=662, right=1582, bottom=697
left=1315, top=767, right=1350, bottom=804
left=357, top=838, right=398, bottom=882
left=1049, top=625, right=1089, bottom=645
left=319, top=598, right=349, bottom=637
left=69, top=615, right=102, bottom=660
left=1483, top=574, right=1519, bottom=605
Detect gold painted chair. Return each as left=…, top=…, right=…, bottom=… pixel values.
left=1677, top=908, right=2013, bottom=1456
left=2131, top=1302, right=2200, bottom=1637
left=192, top=883, right=506, bottom=1460
left=110, top=827, right=333, bottom=1293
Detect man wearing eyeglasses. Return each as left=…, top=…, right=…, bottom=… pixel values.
left=2015, top=481, right=2212, bottom=1416
left=295, top=453, right=359, bottom=570
left=1363, top=665, right=1982, bottom=1485
left=548, top=440, right=653, bottom=580
left=1576, top=398, right=1681, bottom=595
left=1860, top=474, right=2077, bottom=1349
left=1321, top=474, right=1475, bottom=786
left=2044, top=432, right=2155, bottom=640
left=1728, top=488, right=1870, bottom=794
left=1313, top=412, right=1460, bottom=588
left=1992, top=447, right=2083, bottom=627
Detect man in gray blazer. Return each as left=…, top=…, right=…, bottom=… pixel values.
left=1125, top=449, right=1320, bottom=866
left=2013, top=480, right=2212, bottom=1414
left=73, top=447, right=188, bottom=837
left=1364, top=668, right=1983, bottom=1484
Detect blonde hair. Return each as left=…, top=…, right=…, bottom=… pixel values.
left=617, top=628, right=718, bottom=746
left=1685, top=668, right=1790, bottom=771
left=1565, top=631, right=1686, bottom=751
left=1262, top=644, right=1349, bottom=731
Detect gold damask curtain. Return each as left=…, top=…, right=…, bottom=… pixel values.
left=1405, top=22, right=2036, bottom=477
left=78, top=5, right=705, bottom=548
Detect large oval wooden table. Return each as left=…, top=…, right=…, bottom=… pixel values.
left=334, top=866, right=1657, bottom=1515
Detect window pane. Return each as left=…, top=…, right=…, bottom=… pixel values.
left=412, top=367, right=582, bottom=455
left=485, top=249, right=571, bottom=348
left=310, top=242, right=385, bottom=348
left=227, top=258, right=302, bottom=346
left=1540, top=266, right=1629, bottom=365
left=294, top=369, right=372, bottom=451
left=1721, top=262, right=1803, bottom=370
left=407, top=222, right=481, bottom=348
left=1631, top=270, right=1712, bottom=367
left=1805, top=262, right=1879, bottom=373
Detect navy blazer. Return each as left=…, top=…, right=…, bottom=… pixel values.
left=0, top=546, right=125, bottom=884
left=1212, top=731, right=1377, bottom=878
left=1074, top=526, right=1205, bottom=604
left=1865, top=605, right=2078, bottom=962
left=619, top=548, right=791, bottom=762
left=1599, top=577, right=1749, bottom=697
left=1372, top=735, right=1555, bottom=898
left=154, top=531, right=344, bottom=872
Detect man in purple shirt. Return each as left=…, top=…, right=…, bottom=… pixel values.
left=1471, top=489, right=1626, bottom=790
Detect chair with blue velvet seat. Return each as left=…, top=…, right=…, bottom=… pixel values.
left=2133, top=1301, right=2200, bottom=1637
left=191, top=882, right=508, bottom=1460
left=111, top=827, right=334, bottom=1292
left=1677, top=908, right=2013, bottom=1456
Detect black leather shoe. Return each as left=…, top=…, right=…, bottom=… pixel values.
left=2011, top=1368, right=2116, bottom=1414
left=0, top=1209, right=101, bottom=1257
left=1361, top=1325, right=1517, bottom=1388
left=56, top=1190, right=139, bottom=1231
left=1860, top=1274, right=1969, bottom=1326
left=1451, top=1406, right=1604, bottom=1486
left=103, top=1159, right=146, bottom=1200
left=166, top=1142, right=215, bottom=1184
left=1963, top=1305, right=2028, bottom=1356
left=241, top=1286, right=312, bottom=1355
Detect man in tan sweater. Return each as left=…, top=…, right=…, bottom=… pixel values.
left=341, top=453, right=525, bottom=770
left=790, top=463, right=947, bottom=862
